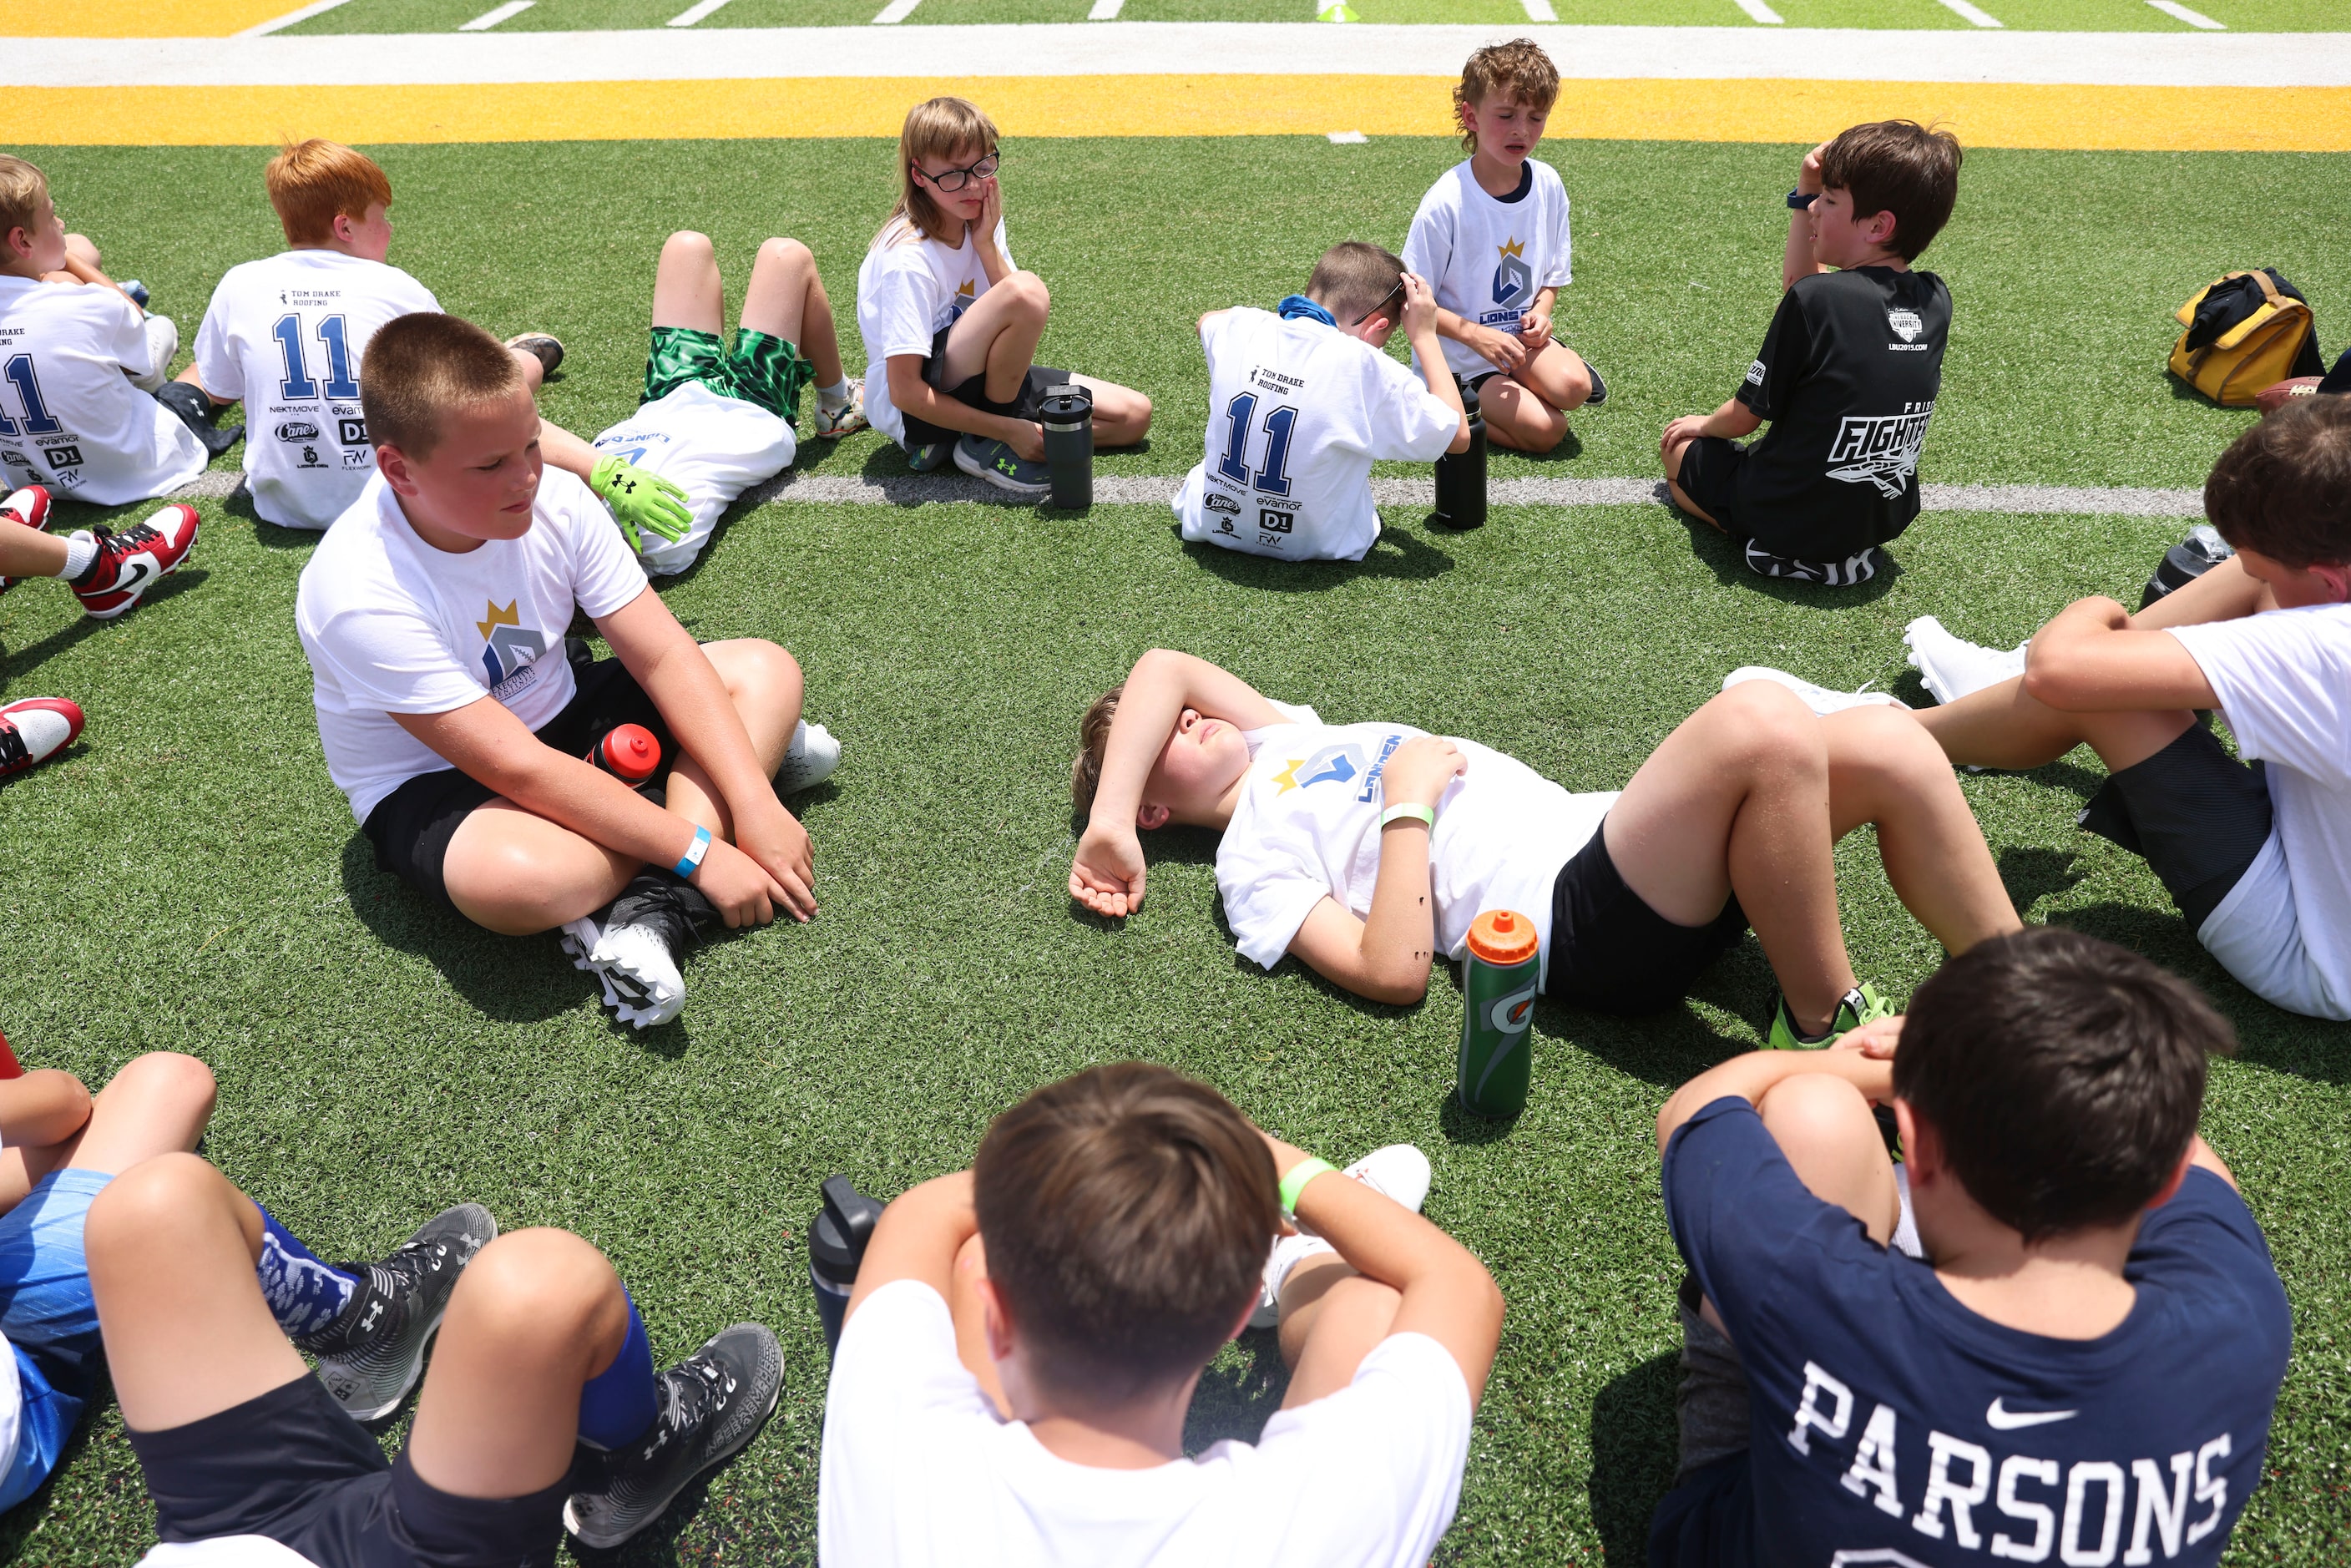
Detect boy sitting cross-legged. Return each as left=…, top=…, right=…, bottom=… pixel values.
left=1176, top=242, right=1466, bottom=563
left=1648, top=927, right=2290, bottom=1568
left=819, top=1061, right=1504, bottom=1565
left=296, top=311, right=824, bottom=1029
left=1661, top=121, right=1961, bottom=588
left=1403, top=39, right=1601, bottom=456
left=533, top=227, right=866, bottom=579
left=1068, top=649, right=2020, bottom=1045
left=98, top=1155, right=781, bottom=1565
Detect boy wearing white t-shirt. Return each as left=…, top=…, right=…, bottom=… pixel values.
left=1068, top=650, right=2020, bottom=1046
left=0, top=156, right=207, bottom=507
left=821, top=1060, right=1504, bottom=1567
left=1402, top=41, right=1602, bottom=457
left=1812, top=399, right=2351, bottom=1020
left=1176, top=242, right=1466, bottom=564
left=296, top=312, right=822, bottom=1029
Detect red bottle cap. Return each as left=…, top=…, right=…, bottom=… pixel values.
left=1466, top=908, right=1538, bottom=965
left=599, top=724, right=661, bottom=782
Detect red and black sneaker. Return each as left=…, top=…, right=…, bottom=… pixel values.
left=0, top=697, right=84, bottom=779
left=1, top=484, right=54, bottom=595
left=73, top=503, right=198, bottom=621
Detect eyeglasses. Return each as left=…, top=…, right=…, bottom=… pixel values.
left=1352, top=279, right=1406, bottom=326
left=913, top=150, right=1001, bottom=193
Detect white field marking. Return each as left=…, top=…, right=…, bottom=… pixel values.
left=1327, top=129, right=1368, bottom=141
left=872, top=0, right=923, bottom=22
left=237, top=0, right=357, bottom=36
left=1521, top=0, right=1560, bottom=20
left=667, top=0, right=736, bottom=24
left=458, top=1, right=532, bottom=28
left=23, top=27, right=2350, bottom=89
left=1931, top=0, right=2001, bottom=26
left=1732, top=0, right=1786, bottom=23
left=1088, top=0, right=1124, bottom=17
left=2146, top=0, right=2225, bottom=26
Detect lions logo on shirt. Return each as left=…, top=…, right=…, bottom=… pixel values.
left=477, top=599, right=548, bottom=697
left=1274, top=743, right=1367, bottom=795
left=1491, top=240, right=1531, bottom=310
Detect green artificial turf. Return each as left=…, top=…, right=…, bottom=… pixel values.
left=3, top=136, right=2348, bottom=1563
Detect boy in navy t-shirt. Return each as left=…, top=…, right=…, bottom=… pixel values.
left=1649, top=926, right=2289, bottom=1568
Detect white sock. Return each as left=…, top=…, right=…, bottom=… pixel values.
left=817, top=377, right=852, bottom=411
left=61, top=531, right=99, bottom=580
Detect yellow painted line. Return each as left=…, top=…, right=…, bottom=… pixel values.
left=13, top=0, right=300, bottom=35
left=23, top=75, right=2351, bottom=149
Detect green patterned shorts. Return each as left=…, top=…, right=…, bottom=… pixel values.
left=641, top=326, right=814, bottom=424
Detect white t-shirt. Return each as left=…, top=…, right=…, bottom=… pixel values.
left=0, top=274, right=206, bottom=505
left=1175, top=307, right=1458, bottom=564
left=0, top=1329, right=21, bottom=1496
left=137, top=1540, right=320, bottom=1568
left=1401, top=159, right=1574, bottom=382
left=592, top=381, right=796, bottom=578
left=855, top=216, right=1014, bottom=446
left=1217, top=702, right=1615, bottom=988
left=296, top=467, right=650, bottom=824
left=192, top=250, right=439, bottom=531
left=818, top=1278, right=1472, bottom=1567
left=2170, top=604, right=2351, bottom=1018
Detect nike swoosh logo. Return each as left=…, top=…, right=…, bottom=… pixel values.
left=108, top=559, right=154, bottom=596
left=1986, top=1399, right=2077, bottom=1430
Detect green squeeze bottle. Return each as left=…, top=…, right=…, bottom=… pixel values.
left=1457, top=908, right=1540, bottom=1116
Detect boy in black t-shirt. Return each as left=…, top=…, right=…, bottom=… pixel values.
left=1662, top=121, right=1961, bottom=588
left=1649, top=927, right=2290, bottom=1568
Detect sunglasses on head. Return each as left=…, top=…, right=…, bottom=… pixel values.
left=1352, top=278, right=1406, bottom=326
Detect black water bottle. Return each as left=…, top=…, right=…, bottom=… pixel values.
left=1433, top=377, right=1486, bottom=529
left=1039, top=383, right=1094, bottom=509
left=808, top=1175, right=886, bottom=1356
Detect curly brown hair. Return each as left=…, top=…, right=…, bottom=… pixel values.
left=1071, top=684, right=1123, bottom=817
left=1453, top=39, right=1560, bottom=154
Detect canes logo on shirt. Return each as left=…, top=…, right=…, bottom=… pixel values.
left=1490, top=239, right=1531, bottom=311
left=1824, top=403, right=1934, bottom=498
left=478, top=599, right=548, bottom=700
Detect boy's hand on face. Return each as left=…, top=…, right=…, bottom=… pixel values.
left=1383, top=735, right=1467, bottom=809
left=1797, top=139, right=1830, bottom=197
left=1469, top=325, right=1528, bottom=374
left=974, top=175, right=1004, bottom=242
left=1069, top=822, right=1148, bottom=917
left=734, top=802, right=817, bottom=922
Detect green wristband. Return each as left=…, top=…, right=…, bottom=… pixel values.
left=1379, top=802, right=1435, bottom=830
left=1279, top=1157, right=1337, bottom=1221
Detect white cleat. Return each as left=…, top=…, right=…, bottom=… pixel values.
left=1250, top=1144, right=1433, bottom=1328
left=1723, top=665, right=1910, bottom=717
left=559, top=913, right=686, bottom=1029
left=775, top=720, right=841, bottom=796
left=1902, top=616, right=2027, bottom=706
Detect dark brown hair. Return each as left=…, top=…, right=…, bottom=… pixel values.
left=1071, top=684, right=1122, bottom=817
left=1818, top=119, right=1963, bottom=262
left=2205, top=395, right=2351, bottom=569
left=1454, top=39, right=1560, bottom=153
left=358, top=312, right=526, bottom=460
left=973, top=1062, right=1278, bottom=1403
left=1306, top=241, right=1408, bottom=330
left=1894, top=928, right=2230, bottom=1244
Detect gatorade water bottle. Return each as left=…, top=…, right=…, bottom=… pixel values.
left=0, top=1026, right=21, bottom=1080
left=1039, top=384, right=1095, bottom=510
left=808, top=1175, right=885, bottom=1356
left=1457, top=908, right=1539, bottom=1115
left=589, top=723, right=661, bottom=785
left=1433, top=377, right=1486, bottom=529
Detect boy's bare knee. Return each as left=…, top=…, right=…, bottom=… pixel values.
left=663, top=230, right=716, bottom=263
left=1757, top=1072, right=1873, bottom=1153
left=452, top=1228, right=623, bottom=1351
left=1712, top=680, right=1820, bottom=761
left=760, top=236, right=813, bottom=272
left=114, top=1052, right=219, bottom=1117
left=87, top=1152, right=223, bottom=1255
left=1008, top=271, right=1050, bottom=317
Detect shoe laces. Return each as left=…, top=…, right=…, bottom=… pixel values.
left=0, top=721, right=27, bottom=771
left=640, top=1353, right=737, bottom=1459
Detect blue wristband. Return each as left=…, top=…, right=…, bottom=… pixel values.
left=673, top=824, right=712, bottom=880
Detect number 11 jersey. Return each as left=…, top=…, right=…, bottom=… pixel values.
left=194, top=250, right=438, bottom=530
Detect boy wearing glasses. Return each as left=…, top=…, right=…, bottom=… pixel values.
left=1176, top=242, right=1468, bottom=563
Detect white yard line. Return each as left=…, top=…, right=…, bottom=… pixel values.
left=236, top=0, right=358, bottom=37
left=2146, top=0, right=2226, bottom=27
left=457, top=0, right=532, bottom=28
left=1732, top=0, right=1785, bottom=24
left=1930, top=0, right=2002, bottom=27
left=667, top=0, right=736, bottom=25
left=23, top=23, right=2343, bottom=87
left=1520, top=0, right=1560, bottom=21
left=1087, top=0, right=1124, bottom=17
left=1327, top=129, right=1368, bottom=141
left=872, top=0, right=923, bottom=22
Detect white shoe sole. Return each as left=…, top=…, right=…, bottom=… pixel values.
left=1723, top=665, right=1909, bottom=716
left=1901, top=616, right=2025, bottom=706
left=560, top=916, right=686, bottom=1029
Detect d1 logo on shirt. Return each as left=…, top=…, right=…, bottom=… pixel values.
left=1491, top=240, right=1531, bottom=310
left=1886, top=309, right=1924, bottom=343
left=478, top=599, right=549, bottom=699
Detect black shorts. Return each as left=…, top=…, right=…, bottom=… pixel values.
left=1646, top=1450, right=1757, bottom=1568
left=2077, top=719, right=2272, bottom=930
left=1545, top=822, right=1749, bottom=1014
left=361, top=640, right=675, bottom=911
left=1673, top=434, right=1745, bottom=533
left=129, top=1373, right=569, bottom=1568
left=900, top=321, right=1069, bottom=449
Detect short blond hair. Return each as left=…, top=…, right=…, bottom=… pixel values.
left=876, top=96, right=1001, bottom=249
left=1454, top=39, right=1560, bottom=153
left=0, top=156, right=50, bottom=246
left=266, top=139, right=392, bottom=247
left=357, top=312, right=525, bottom=460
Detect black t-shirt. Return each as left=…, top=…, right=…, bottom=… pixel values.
left=1733, top=266, right=1950, bottom=559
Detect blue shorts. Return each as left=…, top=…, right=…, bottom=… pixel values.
left=0, top=1169, right=112, bottom=1511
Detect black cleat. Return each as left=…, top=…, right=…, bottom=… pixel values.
left=563, top=1323, right=782, bottom=1549
left=297, top=1202, right=497, bottom=1421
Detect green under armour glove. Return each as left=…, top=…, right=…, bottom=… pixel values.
left=588, top=457, right=693, bottom=553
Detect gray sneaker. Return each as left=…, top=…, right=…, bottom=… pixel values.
left=297, top=1203, right=497, bottom=1421
left=905, top=438, right=953, bottom=472
left=953, top=432, right=1050, bottom=498
left=563, top=1323, right=783, bottom=1549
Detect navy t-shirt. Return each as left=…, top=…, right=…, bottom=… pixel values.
left=1663, top=1097, right=2291, bottom=1568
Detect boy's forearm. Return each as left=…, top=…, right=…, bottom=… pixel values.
left=1087, top=651, right=1198, bottom=832
left=846, top=1171, right=978, bottom=1322
left=1412, top=333, right=1469, bottom=430
left=1782, top=212, right=1824, bottom=291
left=537, top=419, right=599, bottom=482
left=2128, top=554, right=2268, bottom=632
left=493, top=741, right=710, bottom=870
left=2023, top=599, right=2219, bottom=712
left=1702, top=397, right=1763, bottom=439
left=1432, top=306, right=1474, bottom=345
left=1656, top=1050, right=1888, bottom=1154
left=1358, top=822, right=1439, bottom=999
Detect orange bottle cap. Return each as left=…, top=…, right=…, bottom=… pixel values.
left=1466, top=908, right=1538, bottom=964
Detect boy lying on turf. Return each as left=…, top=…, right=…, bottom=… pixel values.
left=1068, top=650, right=2019, bottom=1044
left=1176, top=241, right=1466, bottom=563
left=1661, top=121, right=1961, bottom=588
left=99, top=1155, right=779, bottom=1565
left=296, top=311, right=831, bottom=1030
left=820, top=1060, right=1501, bottom=1565
left=1649, top=926, right=2289, bottom=1568
left=533, top=227, right=865, bottom=578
